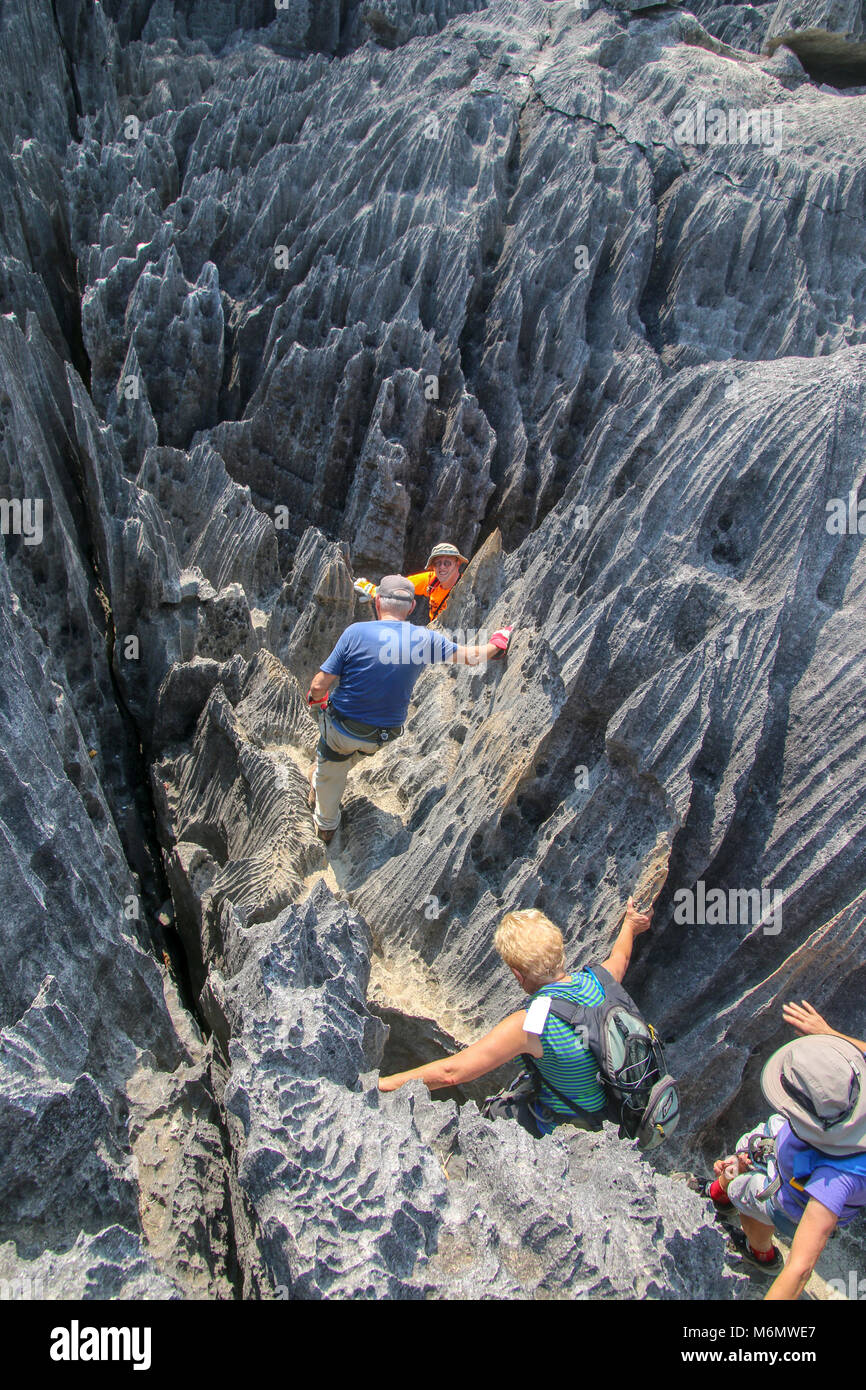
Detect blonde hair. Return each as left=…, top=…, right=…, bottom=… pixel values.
left=494, top=909, right=566, bottom=982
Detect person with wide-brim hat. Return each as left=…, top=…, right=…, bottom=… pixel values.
left=761, top=1035, right=866, bottom=1153
left=354, top=542, right=470, bottom=626
left=702, top=1021, right=866, bottom=1300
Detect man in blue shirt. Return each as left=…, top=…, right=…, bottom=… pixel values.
left=306, top=574, right=511, bottom=842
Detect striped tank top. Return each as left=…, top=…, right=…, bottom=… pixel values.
left=530, top=970, right=607, bottom=1117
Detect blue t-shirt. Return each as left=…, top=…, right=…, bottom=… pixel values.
left=321, top=621, right=458, bottom=727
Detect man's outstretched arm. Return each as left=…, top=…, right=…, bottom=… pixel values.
left=782, top=1000, right=866, bottom=1055
left=450, top=640, right=499, bottom=666
left=379, top=1010, right=542, bottom=1092
left=599, top=897, right=652, bottom=983
left=449, top=628, right=513, bottom=666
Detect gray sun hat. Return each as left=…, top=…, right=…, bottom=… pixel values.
left=760, top=1035, right=866, bottom=1154
left=377, top=574, right=415, bottom=604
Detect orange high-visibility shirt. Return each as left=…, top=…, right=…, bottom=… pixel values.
left=408, top=570, right=453, bottom=623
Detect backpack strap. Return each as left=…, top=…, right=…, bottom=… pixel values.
left=742, top=1133, right=781, bottom=1200
left=545, top=997, right=586, bottom=1028
left=521, top=979, right=608, bottom=1128
left=586, top=962, right=644, bottom=1015
left=521, top=1054, right=604, bottom=1130
left=587, top=963, right=616, bottom=991
left=542, top=971, right=607, bottom=1057
left=536, top=964, right=609, bottom=1028
left=748, top=1134, right=776, bottom=1166
left=790, top=1143, right=866, bottom=1186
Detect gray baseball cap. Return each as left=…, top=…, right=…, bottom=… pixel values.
left=377, top=575, right=415, bottom=603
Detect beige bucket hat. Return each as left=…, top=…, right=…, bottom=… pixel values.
left=761, top=1035, right=866, bottom=1154
left=425, top=542, right=469, bottom=567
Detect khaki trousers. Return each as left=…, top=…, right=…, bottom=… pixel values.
left=312, top=708, right=384, bottom=831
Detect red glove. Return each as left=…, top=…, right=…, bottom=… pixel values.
left=307, top=688, right=329, bottom=710
left=490, top=627, right=513, bottom=658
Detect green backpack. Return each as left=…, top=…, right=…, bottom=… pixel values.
left=524, top=965, right=680, bottom=1151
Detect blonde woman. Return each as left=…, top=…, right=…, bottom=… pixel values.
left=378, top=899, right=651, bottom=1136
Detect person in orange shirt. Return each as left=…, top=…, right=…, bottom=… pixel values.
left=354, top=542, right=469, bottom=625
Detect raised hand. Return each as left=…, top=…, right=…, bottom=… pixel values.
left=783, top=1000, right=831, bottom=1037
left=624, top=894, right=652, bottom=936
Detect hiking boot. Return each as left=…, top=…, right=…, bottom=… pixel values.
left=686, top=1175, right=740, bottom=1225
left=316, top=825, right=335, bottom=845
left=725, top=1227, right=782, bottom=1276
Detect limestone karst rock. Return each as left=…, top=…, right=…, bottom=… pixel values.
left=0, top=0, right=864, bottom=1299
left=218, top=881, right=742, bottom=1299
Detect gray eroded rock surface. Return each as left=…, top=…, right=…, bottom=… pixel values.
left=0, top=0, right=863, bottom=1298
left=216, top=881, right=743, bottom=1298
